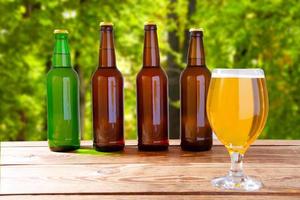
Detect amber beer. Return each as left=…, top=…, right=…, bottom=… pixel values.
left=207, top=70, right=269, bottom=154
left=207, top=69, right=268, bottom=191
left=136, top=22, right=169, bottom=151
left=180, top=28, right=212, bottom=151
left=92, top=22, right=124, bottom=152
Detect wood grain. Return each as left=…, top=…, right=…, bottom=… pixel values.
left=1, top=145, right=300, bottom=166
left=1, top=164, right=300, bottom=194
left=1, top=140, right=300, bottom=199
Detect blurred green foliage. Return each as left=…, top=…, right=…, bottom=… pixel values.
left=0, top=0, right=299, bottom=141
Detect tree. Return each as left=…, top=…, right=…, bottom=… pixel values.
left=0, top=0, right=300, bottom=141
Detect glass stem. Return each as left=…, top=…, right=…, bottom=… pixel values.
left=229, top=152, right=245, bottom=178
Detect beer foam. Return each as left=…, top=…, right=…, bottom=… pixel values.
left=212, top=69, right=265, bottom=78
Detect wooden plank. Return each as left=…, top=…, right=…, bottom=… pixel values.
left=1, top=195, right=300, bottom=200
left=1, top=145, right=300, bottom=166
left=1, top=164, right=300, bottom=195
left=1, top=141, right=300, bottom=197
left=2, top=139, right=300, bottom=147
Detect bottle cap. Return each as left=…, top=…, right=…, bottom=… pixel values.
left=189, top=28, right=204, bottom=32
left=144, top=21, right=157, bottom=30
left=54, top=29, right=69, bottom=34
left=100, top=22, right=113, bottom=26
left=144, top=21, right=156, bottom=26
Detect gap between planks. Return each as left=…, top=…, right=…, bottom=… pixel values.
left=1, top=194, right=300, bottom=200
left=1, top=191, right=300, bottom=196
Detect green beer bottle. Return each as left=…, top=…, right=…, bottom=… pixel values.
left=47, top=29, right=80, bottom=152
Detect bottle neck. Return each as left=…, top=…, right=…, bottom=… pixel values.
left=52, top=34, right=71, bottom=68
left=187, top=32, right=205, bottom=67
left=99, top=26, right=116, bottom=68
left=143, top=27, right=160, bottom=67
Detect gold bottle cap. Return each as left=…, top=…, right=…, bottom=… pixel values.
left=54, top=29, right=69, bottom=34
left=100, top=22, right=113, bottom=26
left=189, top=28, right=204, bottom=32
left=144, top=21, right=156, bottom=26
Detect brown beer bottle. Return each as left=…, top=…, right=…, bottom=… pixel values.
left=180, top=28, right=212, bottom=151
left=92, top=22, right=124, bottom=152
left=136, top=22, right=169, bottom=151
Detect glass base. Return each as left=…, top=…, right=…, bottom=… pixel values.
left=49, top=145, right=80, bottom=152
left=212, top=175, right=263, bottom=191
left=94, top=145, right=124, bottom=152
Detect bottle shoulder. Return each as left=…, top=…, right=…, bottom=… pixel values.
left=47, top=67, right=78, bottom=78
left=180, top=66, right=211, bottom=79
left=92, top=67, right=123, bottom=79
left=137, top=66, right=167, bottom=78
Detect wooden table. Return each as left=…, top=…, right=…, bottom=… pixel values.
left=1, top=140, right=300, bottom=199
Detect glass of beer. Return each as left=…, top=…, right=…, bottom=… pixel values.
left=207, top=68, right=269, bottom=191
